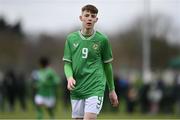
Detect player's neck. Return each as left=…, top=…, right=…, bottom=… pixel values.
left=80, top=28, right=94, bottom=37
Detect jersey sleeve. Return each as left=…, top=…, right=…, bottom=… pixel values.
left=45, top=69, right=60, bottom=86
left=51, top=70, right=60, bottom=85
left=102, top=37, right=113, bottom=63
left=63, top=39, right=72, bottom=62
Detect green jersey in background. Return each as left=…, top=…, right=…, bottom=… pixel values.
left=35, top=67, right=60, bottom=97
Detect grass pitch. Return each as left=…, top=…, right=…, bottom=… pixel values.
left=0, top=100, right=180, bottom=119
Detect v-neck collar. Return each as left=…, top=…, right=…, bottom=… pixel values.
left=78, top=30, right=96, bottom=40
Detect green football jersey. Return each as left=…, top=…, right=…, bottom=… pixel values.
left=63, top=30, right=113, bottom=99
left=35, top=67, right=60, bottom=97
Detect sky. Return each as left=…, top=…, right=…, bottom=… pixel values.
left=0, top=0, right=180, bottom=36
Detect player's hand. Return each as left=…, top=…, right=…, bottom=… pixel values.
left=67, top=77, right=76, bottom=91
left=109, top=90, right=119, bottom=107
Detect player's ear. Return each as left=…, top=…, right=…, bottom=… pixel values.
left=79, top=15, right=83, bottom=21
left=95, top=17, right=98, bottom=23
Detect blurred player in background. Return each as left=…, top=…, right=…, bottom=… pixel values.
left=63, top=4, right=118, bottom=120
left=32, top=57, right=60, bottom=119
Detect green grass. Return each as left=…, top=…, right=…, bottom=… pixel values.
left=0, top=100, right=180, bottom=119
left=0, top=100, right=71, bottom=119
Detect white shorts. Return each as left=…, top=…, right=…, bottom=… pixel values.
left=34, top=95, right=55, bottom=108
left=71, top=96, right=103, bottom=118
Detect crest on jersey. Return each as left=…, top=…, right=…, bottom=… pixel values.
left=93, top=43, right=98, bottom=50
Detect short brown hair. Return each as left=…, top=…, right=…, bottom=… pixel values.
left=82, top=4, right=98, bottom=14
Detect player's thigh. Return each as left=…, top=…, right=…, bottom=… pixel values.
left=84, top=112, right=97, bottom=120
left=71, top=99, right=85, bottom=119
left=34, top=95, right=44, bottom=106
left=44, top=96, right=55, bottom=108
left=84, top=96, right=103, bottom=116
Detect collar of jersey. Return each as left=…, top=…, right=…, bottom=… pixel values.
left=78, top=30, right=96, bottom=40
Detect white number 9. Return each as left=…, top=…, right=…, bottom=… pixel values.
left=82, top=48, right=88, bottom=58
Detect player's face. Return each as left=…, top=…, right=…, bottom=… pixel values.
left=80, top=10, right=98, bottom=29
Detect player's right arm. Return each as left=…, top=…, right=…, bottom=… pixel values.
left=64, top=62, right=76, bottom=91
left=63, top=35, right=76, bottom=91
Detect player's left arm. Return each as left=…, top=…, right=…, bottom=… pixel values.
left=104, top=62, right=119, bottom=107
left=44, top=69, right=60, bottom=87
left=51, top=70, right=61, bottom=85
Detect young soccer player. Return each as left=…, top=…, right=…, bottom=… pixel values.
left=32, top=57, right=60, bottom=119
left=63, top=4, right=119, bottom=120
